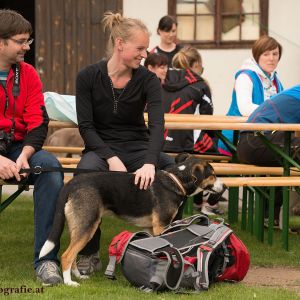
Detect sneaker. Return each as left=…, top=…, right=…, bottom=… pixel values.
left=77, top=253, right=102, bottom=275
left=201, top=204, right=224, bottom=216
left=36, top=261, right=63, bottom=286
left=264, top=218, right=280, bottom=229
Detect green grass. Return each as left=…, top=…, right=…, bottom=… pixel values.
left=1, top=195, right=300, bottom=299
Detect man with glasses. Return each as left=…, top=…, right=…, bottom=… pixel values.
left=0, top=9, right=63, bottom=285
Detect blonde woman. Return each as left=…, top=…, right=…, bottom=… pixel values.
left=75, top=12, right=174, bottom=275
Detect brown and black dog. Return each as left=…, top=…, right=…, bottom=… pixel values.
left=39, top=153, right=226, bottom=286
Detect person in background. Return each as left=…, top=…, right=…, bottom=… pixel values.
left=163, top=46, right=215, bottom=157
left=237, top=85, right=300, bottom=226
left=219, top=35, right=283, bottom=155
left=144, top=53, right=168, bottom=85
left=146, top=48, right=224, bottom=215
left=150, top=15, right=182, bottom=68
left=0, top=9, right=64, bottom=285
left=75, top=12, right=174, bottom=276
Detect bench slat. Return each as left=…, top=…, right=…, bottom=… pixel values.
left=221, top=176, right=300, bottom=187
left=211, top=163, right=300, bottom=176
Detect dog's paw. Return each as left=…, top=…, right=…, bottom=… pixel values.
left=65, top=280, right=80, bottom=287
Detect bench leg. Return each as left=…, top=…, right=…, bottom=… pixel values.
left=254, top=190, right=264, bottom=242
left=228, top=187, right=239, bottom=224
left=241, top=187, right=248, bottom=230
left=282, top=186, right=289, bottom=251
left=267, top=187, right=275, bottom=246
left=247, top=190, right=254, bottom=234
left=184, top=197, right=194, bottom=216
left=0, top=186, right=27, bottom=213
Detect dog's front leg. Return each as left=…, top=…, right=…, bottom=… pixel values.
left=152, top=212, right=165, bottom=236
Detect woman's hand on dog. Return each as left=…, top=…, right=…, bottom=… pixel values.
left=134, top=164, right=155, bottom=190
left=107, top=156, right=127, bottom=172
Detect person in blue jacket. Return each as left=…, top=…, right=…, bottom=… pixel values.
left=219, top=35, right=283, bottom=155
left=237, top=85, right=300, bottom=225
left=237, top=85, right=300, bottom=165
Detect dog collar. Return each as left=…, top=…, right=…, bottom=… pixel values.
left=163, top=171, right=187, bottom=196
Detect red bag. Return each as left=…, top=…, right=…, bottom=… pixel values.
left=217, top=234, right=250, bottom=282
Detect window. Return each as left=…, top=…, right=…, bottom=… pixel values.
left=168, top=0, right=268, bottom=48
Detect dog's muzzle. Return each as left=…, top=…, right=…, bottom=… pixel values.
left=209, top=178, right=227, bottom=195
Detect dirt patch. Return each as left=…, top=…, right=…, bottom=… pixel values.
left=244, top=267, right=300, bottom=294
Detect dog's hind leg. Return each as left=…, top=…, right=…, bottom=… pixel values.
left=62, top=219, right=101, bottom=286
left=61, top=234, right=92, bottom=286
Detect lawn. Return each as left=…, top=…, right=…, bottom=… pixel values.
left=1, top=195, right=300, bottom=299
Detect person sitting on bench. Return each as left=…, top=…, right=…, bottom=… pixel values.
left=237, top=84, right=300, bottom=225
left=0, top=9, right=64, bottom=285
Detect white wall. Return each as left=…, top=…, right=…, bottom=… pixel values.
left=124, top=0, right=300, bottom=115
left=123, top=0, right=167, bottom=49
left=269, top=0, right=300, bottom=89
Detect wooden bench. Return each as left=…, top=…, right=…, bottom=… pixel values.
left=2, top=114, right=300, bottom=250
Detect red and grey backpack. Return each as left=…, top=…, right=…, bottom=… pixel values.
left=105, top=214, right=250, bottom=292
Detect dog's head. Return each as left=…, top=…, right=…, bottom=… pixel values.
left=169, top=153, right=226, bottom=197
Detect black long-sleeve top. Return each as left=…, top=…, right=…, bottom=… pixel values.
left=76, top=59, right=164, bottom=166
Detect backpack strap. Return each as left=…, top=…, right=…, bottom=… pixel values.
left=195, top=225, right=232, bottom=290
left=152, top=246, right=184, bottom=291
left=161, top=214, right=210, bottom=234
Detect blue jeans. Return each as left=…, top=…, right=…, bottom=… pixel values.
left=7, top=142, right=64, bottom=268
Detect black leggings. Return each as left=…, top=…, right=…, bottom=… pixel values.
left=78, top=151, right=175, bottom=255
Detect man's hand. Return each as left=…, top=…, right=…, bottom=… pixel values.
left=16, top=146, right=35, bottom=178
left=0, top=155, right=21, bottom=181
left=134, top=164, right=155, bottom=190
left=16, top=154, right=30, bottom=178
left=107, top=156, right=127, bottom=172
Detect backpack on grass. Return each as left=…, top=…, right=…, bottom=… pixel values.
left=105, top=214, right=250, bottom=292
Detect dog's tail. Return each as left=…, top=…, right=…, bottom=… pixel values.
left=39, top=184, right=70, bottom=259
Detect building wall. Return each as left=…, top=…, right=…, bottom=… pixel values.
left=124, top=0, right=300, bottom=114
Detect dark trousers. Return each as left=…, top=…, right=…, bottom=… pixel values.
left=78, top=150, right=175, bottom=255
left=7, top=142, right=64, bottom=268
left=237, top=131, right=300, bottom=166
left=237, top=131, right=300, bottom=220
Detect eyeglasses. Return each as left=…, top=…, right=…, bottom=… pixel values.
left=9, top=38, right=34, bottom=47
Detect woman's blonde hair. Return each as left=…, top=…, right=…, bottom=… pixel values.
left=172, top=46, right=202, bottom=70
left=102, top=11, right=150, bottom=58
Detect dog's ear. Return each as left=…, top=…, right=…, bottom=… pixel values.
left=175, top=153, right=190, bottom=164
left=192, top=164, right=205, bottom=183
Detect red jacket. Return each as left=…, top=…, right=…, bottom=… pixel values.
left=0, top=62, right=48, bottom=151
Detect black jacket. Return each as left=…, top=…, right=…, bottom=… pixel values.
left=76, top=59, right=164, bottom=165
left=162, top=68, right=214, bottom=153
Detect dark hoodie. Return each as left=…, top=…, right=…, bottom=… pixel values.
left=162, top=68, right=214, bottom=153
